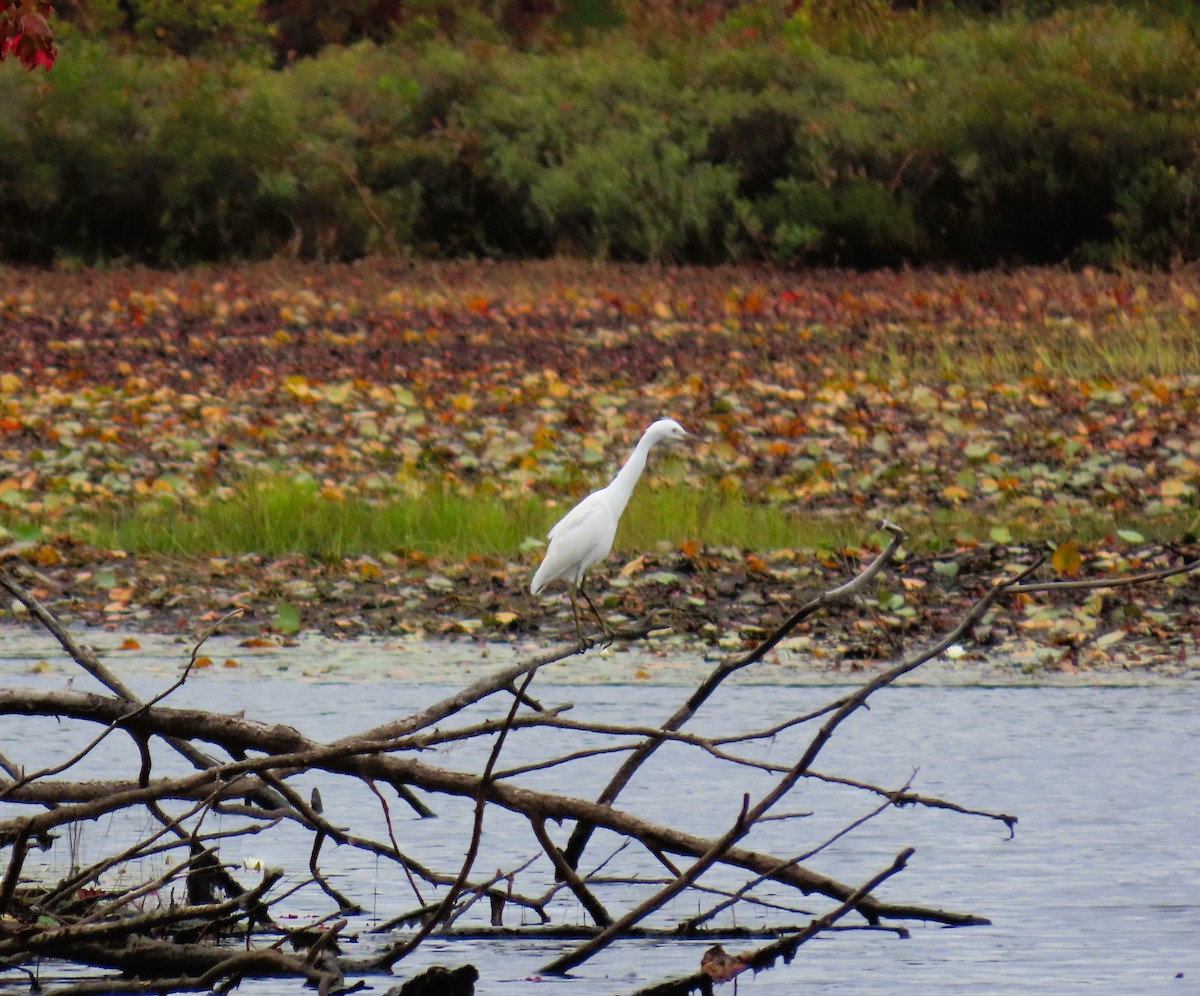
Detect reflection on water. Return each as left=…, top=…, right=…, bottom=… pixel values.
left=1, top=651, right=1197, bottom=994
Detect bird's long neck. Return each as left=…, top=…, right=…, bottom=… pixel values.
left=605, top=433, right=655, bottom=516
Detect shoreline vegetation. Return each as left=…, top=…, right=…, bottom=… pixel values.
left=0, top=261, right=1198, bottom=678
left=3, top=3, right=1200, bottom=269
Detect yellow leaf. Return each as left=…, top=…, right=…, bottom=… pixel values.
left=1051, top=539, right=1082, bottom=577
left=618, top=555, right=646, bottom=578
left=941, top=485, right=969, bottom=502
left=0, top=372, right=20, bottom=393
left=283, top=374, right=311, bottom=398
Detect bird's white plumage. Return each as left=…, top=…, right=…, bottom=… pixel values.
left=530, top=489, right=619, bottom=594
left=530, top=418, right=689, bottom=643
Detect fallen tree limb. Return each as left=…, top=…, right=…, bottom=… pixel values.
left=3, top=534, right=1194, bottom=993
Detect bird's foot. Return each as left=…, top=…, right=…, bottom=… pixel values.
left=572, top=628, right=616, bottom=654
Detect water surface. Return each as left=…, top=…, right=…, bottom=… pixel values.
left=0, top=638, right=1197, bottom=993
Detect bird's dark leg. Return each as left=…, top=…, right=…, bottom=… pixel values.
left=569, top=589, right=589, bottom=653
left=579, top=583, right=613, bottom=647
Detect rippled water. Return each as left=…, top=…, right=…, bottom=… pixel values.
left=1, top=639, right=1197, bottom=994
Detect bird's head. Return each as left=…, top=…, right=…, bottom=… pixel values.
left=646, top=418, right=690, bottom=445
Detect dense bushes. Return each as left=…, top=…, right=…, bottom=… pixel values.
left=1, top=5, right=1199, bottom=266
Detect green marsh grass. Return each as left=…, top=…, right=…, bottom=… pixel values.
left=622, top=486, right=864, bottom=553
left=81, top=478, right=542, bottom=559
left=79, top=478, right=495, bottom=558
left=28, top=475, right=1197, bottom=562
left=70, top=475, right=862, bottom=560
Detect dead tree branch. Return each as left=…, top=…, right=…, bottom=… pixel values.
left=2, top=535, right=1195, bottom=992
left=562, top=519, right=907, bottom=871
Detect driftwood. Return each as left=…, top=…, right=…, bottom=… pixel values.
left=1, top=522, right=1196, bottom=994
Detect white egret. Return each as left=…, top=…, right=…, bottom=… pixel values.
left=530, top=417, right=690, bottom=649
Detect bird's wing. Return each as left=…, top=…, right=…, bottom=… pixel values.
left=546, top=489, right=604, bottom=541
left=531, top=490, right=617, bottom=593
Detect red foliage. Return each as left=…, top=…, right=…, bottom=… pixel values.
left=0, top=1, right=56, bottom=70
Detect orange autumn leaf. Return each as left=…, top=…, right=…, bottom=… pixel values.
left=117, top=637, right=141, bottom=651
left=32, top=544, right=60, bottom=566
left=193, top=657, right=213, bottom=668
left=745, top=553, right=767, bottom=573
left=679, top=538, right=702, bottom=559
left=223, top=658, right=240, bottom=668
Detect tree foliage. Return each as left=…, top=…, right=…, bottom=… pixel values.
left=0, top=0, right=56, bottom=69
left=4, top=3, right=1200, bottom=266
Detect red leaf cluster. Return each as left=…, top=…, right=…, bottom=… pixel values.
left=0, top=1, right=56, bottom=71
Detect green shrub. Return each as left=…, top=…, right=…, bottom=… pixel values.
left=123, top=0, right=270, bottom=58
left=0, top=33, right=293, bottom=263
left=3, top=6, right=1200, bottom=266
left=459, top=45, right=741, bottom=261
left=913, top=9, right=1200, bottom=264
left=696, top=40, right=922, bottom=264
